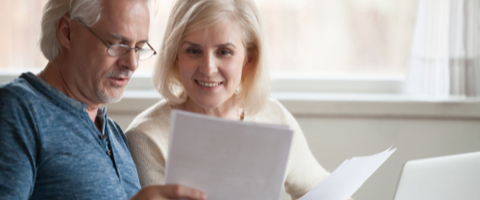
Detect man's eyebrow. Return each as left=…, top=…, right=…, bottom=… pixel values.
left=109, top=33, right=149, bottom=44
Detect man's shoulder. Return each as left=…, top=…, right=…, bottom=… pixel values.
left=0, top=75, right=40, bottom=106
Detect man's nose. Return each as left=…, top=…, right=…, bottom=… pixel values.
left=199, top=52, right=218, bottom=76
left=119, top=49, right=139, bottom=71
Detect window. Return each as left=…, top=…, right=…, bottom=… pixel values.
left=1, top=0, right=418, bottom=93
left=0, top=0, right=49, bottom=72
left=257, top=0, right=417, bottom=77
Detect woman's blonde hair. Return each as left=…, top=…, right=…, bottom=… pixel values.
left=154, top=0, right=270, bottom=115
left=40, top=0, right=154, bottom=61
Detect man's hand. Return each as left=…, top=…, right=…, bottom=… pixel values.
left=130, top=184, right=206, bottom=200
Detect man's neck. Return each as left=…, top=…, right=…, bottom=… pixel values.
left=38, top=59, right=101, bottom=123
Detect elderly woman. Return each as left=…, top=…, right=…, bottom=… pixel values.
left=126, top=0, right=331, bottom=199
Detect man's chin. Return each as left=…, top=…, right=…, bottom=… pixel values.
left=97, top=89, right=124, bottom=104
left=103, top=96, right=123, bottom=104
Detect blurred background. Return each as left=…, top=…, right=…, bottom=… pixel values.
left=0, top=0, right=416, bottom=77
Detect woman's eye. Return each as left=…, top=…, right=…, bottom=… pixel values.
left=218, top=49, right=232, bottom=56
left=187, top=49, right=201, bottom=54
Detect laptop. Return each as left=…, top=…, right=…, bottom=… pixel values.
left=393, top=151, right=480, bottom=200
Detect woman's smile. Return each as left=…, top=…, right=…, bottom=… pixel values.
left=195, top=80, right=223, bottom=88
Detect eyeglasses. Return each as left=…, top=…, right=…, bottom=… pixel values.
left=76, top=20, right=157, bottom=60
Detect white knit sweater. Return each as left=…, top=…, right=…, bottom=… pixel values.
left=125, top=98, right=329, bottom=199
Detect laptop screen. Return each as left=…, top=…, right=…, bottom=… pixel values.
left=393, top=151, right=480, bottom=200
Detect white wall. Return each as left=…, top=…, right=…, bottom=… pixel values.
left=298, top=116, right=480, bottom=200
left=107, top=95, right=480, bottom=200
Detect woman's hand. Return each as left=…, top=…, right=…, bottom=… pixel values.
left=130, top=184, right=206, bottom=200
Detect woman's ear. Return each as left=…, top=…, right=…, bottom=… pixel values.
left=57, top=14, right=72, bottom=50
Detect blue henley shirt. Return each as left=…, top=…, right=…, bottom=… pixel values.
left=0, top=72, right=141, bottom=199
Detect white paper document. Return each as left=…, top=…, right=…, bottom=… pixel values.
left=164, top=110, right=294, bottom=200
left=298, top=147, right=396, bottom=200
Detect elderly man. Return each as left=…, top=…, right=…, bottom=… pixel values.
left=0, top=0, right=204, bottom=199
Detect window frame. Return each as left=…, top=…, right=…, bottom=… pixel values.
left=3, top=71, right=480, bottom=119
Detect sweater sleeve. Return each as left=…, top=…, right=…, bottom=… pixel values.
left=274, top=100, right=330, bottom=200
left=0, top=89, right=38, bottom=199
left=125, top=129, right=166, bottom=187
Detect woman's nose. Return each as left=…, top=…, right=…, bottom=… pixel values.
left=199, top=52, right=218, bottom=76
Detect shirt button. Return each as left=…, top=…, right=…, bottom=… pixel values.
left=100, top=134, right=106, bottom=140
left=106, top=150, right=112, bottom=156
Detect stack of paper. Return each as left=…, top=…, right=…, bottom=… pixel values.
left=165, top=110, right=396, bottom=200
left=164, top=110, right=294, bottom=200
left=298, top=147, right=397, bottom=200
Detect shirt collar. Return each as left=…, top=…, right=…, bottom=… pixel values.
left=22, top=72, right=87, bottom=112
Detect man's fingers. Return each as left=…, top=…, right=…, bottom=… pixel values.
left=130, top=185, right=206, bottom=200
left=158, top=185, right=206, bottom=200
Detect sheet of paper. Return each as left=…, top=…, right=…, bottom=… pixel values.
left=299, top=147, right=397, bottom=200
left=164, top=110, right=293, bottom=200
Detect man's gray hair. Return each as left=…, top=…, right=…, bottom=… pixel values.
left=39, top=0, right=154, bottom=61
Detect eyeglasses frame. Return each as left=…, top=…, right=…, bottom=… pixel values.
left=75, top=19, right=157, bottom=60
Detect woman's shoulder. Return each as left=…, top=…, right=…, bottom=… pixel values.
left=264, top=98, right=291, bottom=115
left=249, top=98, right=292, bottom=124
left=125, top=99, right=171, bottom=137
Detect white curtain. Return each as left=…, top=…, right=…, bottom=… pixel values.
left=405, top=0, right=480, bottom=99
